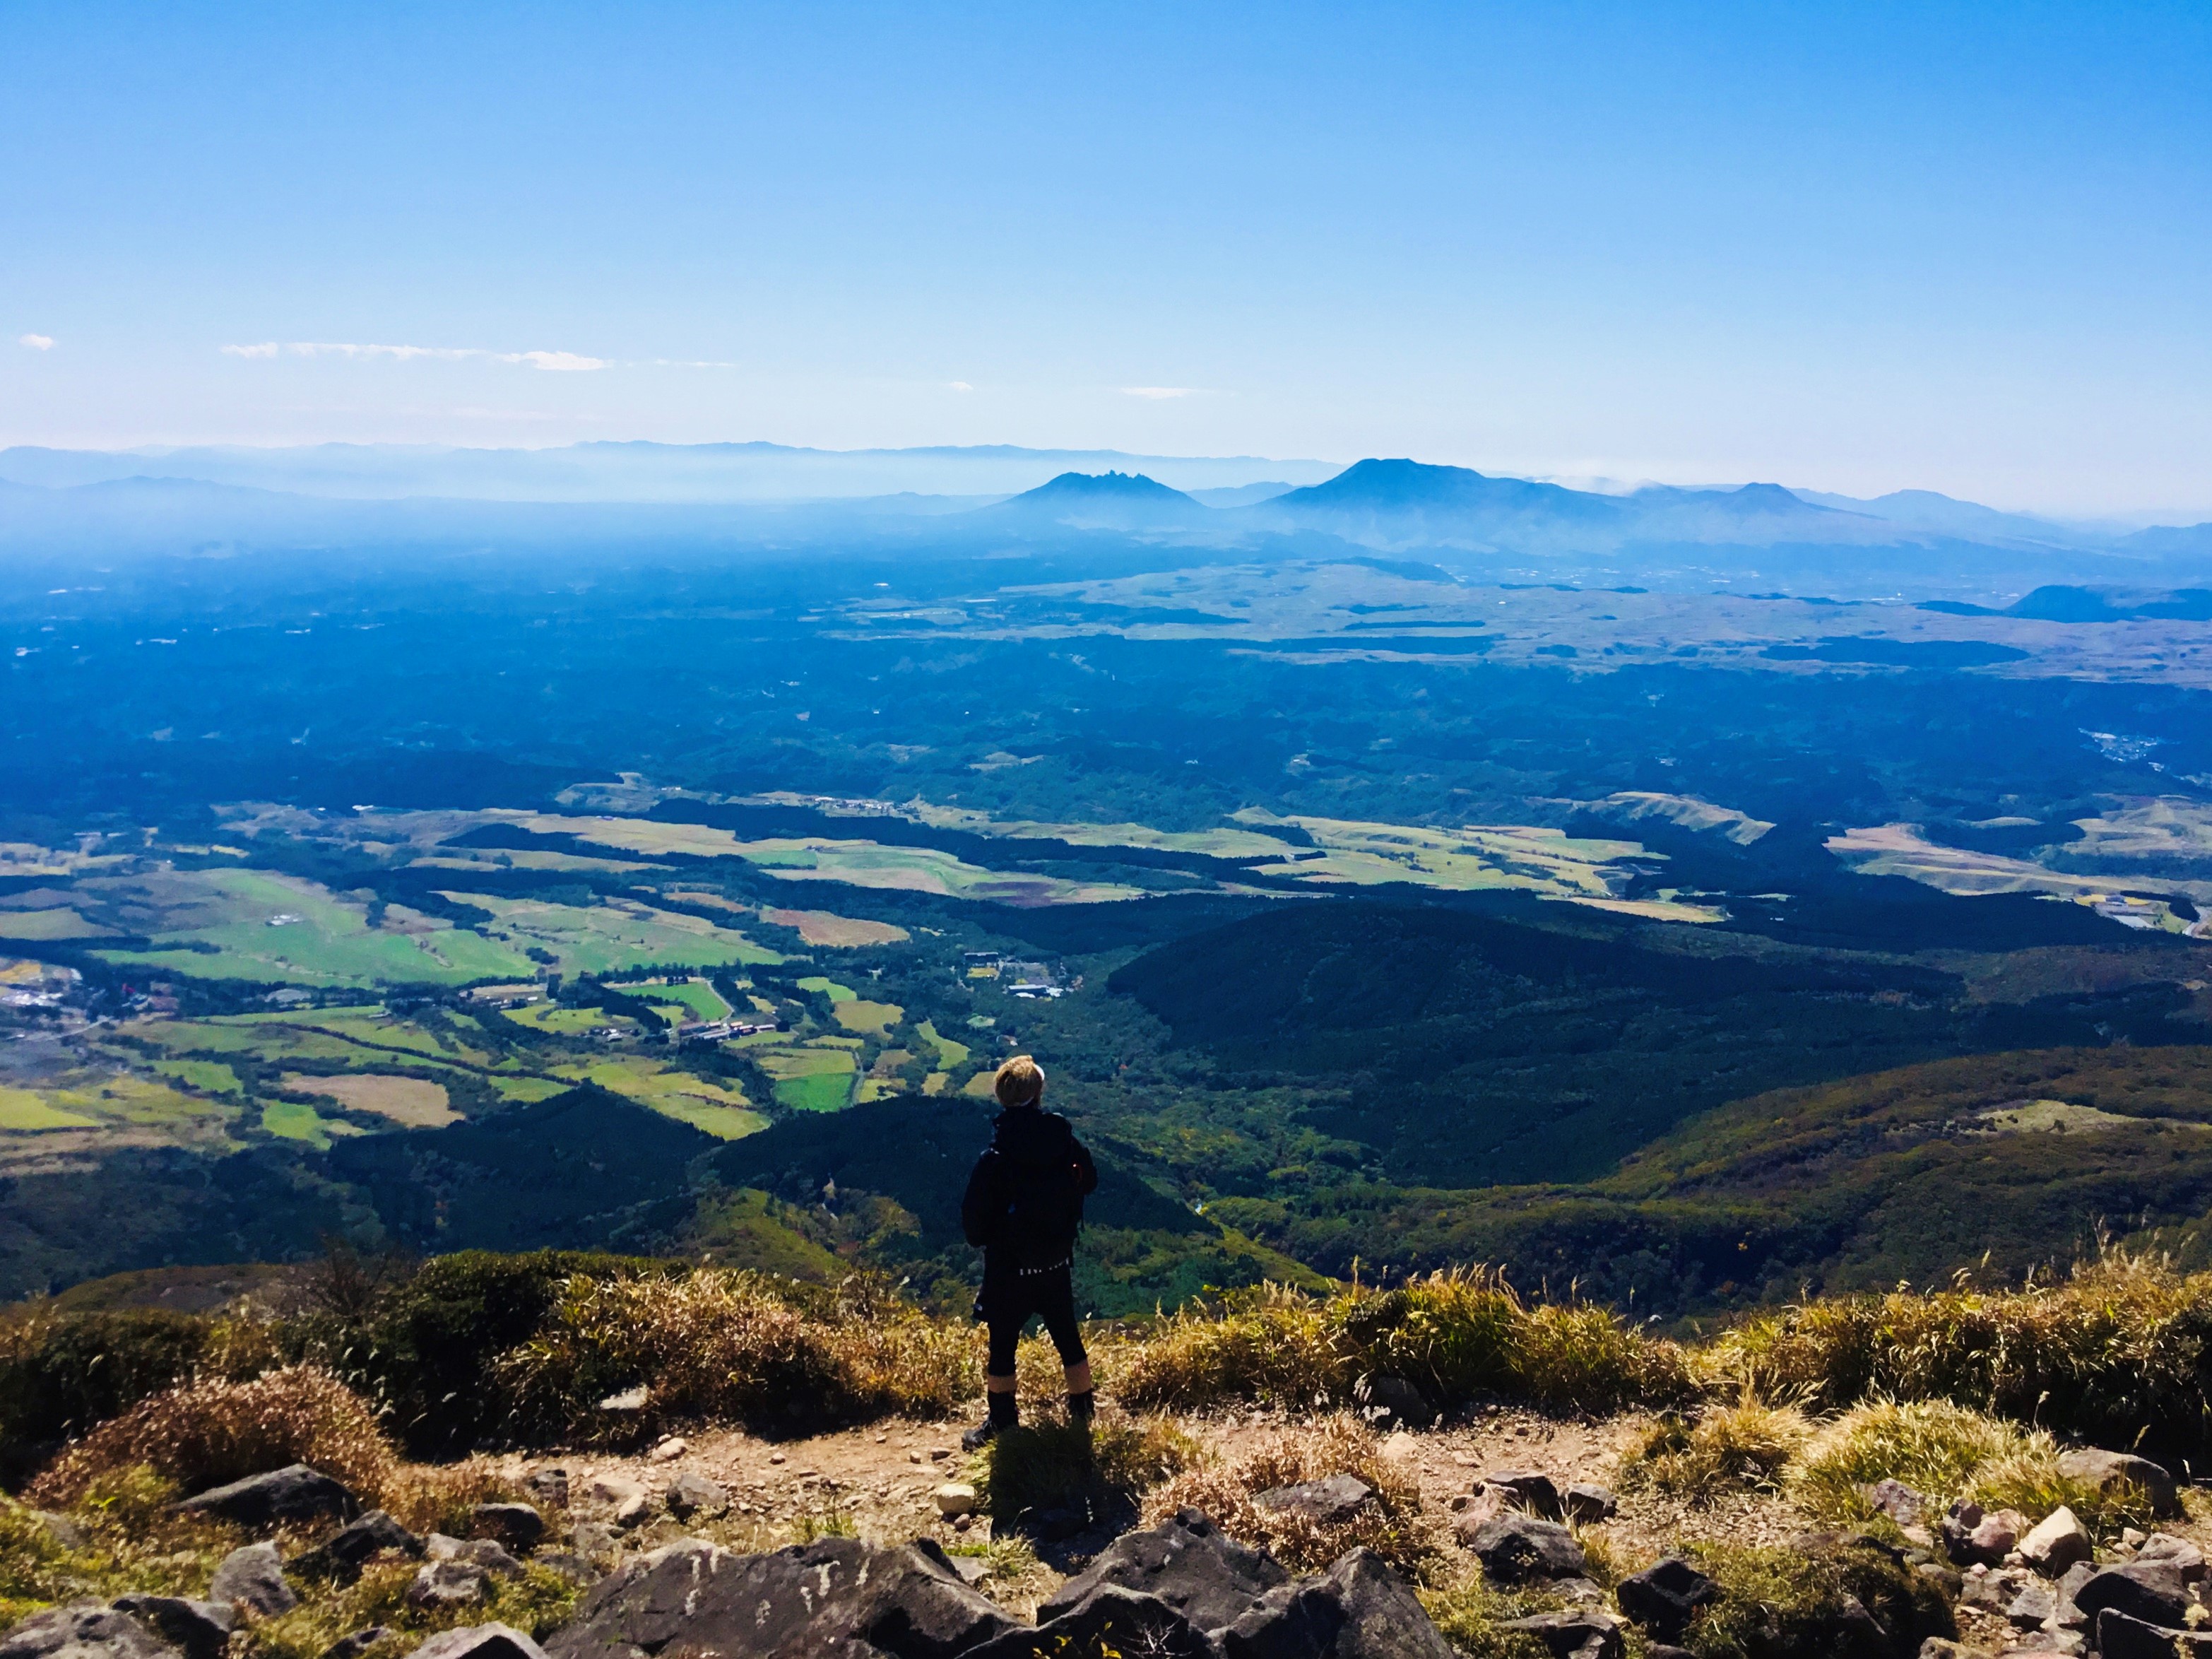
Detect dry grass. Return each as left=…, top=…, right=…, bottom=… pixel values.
left=490, top=1268, right=978, bottom=1443
left=1140, top=1413, right=1443, bottom=1581
left=27, top=1365, right=394, bottom=1507
left=1623, top=1396, right=1814, bottom=1499
left=1706, top=1252, right=2212, bottom=1459
left=1787, top=1400, right=2019, bottom=1521
left=1118, top=1270, right=1690, bottom=1418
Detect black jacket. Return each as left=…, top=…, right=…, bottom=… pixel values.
left=960, top=1106, right=1099, bottom=1270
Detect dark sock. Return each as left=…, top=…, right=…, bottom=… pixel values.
left=988, top=1391, right=1020, bottom=1429
left=1066, top=1388, right=1095, bottom=1421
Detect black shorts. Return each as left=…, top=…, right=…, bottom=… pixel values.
left=978, top=1262, right=1087, bottom=1376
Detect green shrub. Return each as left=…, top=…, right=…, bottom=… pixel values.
left=1418, top=1572, right=1561, bottom=1659
left=300, top=1248, right=681, bottom=1456
left=1685, top=1537, right=1955, bottom=1659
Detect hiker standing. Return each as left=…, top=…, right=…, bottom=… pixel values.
left=959, top=1054, right=1098, bottom=1449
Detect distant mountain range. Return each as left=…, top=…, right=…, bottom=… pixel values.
left=4, top=442, right=2208, bottom=598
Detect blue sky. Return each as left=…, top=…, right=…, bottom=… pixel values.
left=2, top=1, right=2207, bottom=514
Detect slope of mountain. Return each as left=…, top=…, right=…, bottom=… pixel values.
left=1248, top=457, right=1623, bottom=550
left=985, top=471, right=1213, bottom=532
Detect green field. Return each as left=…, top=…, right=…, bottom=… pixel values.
left=0, top=1088, right=97, bottom=1130
left=549, top=1056, right=764, bottom=1139
left=630, top=978, right=733, bottom=1022
left=93, top=868, right=540, bottom=986
left=796, top=976, right=858, bottom=1003
left=260, top=1098, right=335, bottom=1147
left=834, top=998, right=900, bottom=1036
left=754, top=1043, right=857, bottom=1112
left=153, top=1059, right=242, bottom=1094
left=459, top=892, right=781, bottom=976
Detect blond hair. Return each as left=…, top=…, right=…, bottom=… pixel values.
left=993, top=1054, right=1045, bottom=1108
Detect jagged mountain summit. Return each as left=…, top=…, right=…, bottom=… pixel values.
left=986, top=470, right=1212, bottom=531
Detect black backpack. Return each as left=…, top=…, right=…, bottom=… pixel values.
left=1000, top=1145, right=1085, bottom=1270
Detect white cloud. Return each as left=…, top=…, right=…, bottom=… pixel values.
left=1121, top=385, right=1195, bottom=398
left=18, top=333, right=54, bottom=350
left=221, top=341, right=610, bottom=371
left=947, top=380, right=974, bottom=392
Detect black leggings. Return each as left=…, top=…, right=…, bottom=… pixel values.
left=983, top=1265, right=1088, bottom=1376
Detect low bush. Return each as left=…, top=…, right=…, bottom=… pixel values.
left=489, top=1268, right=976, bottom=1443
left=26, top=1364, right=393, bottom=1507
left=1788, top=1400, right=2018, bottom=1522
left=1708, top=1253, right=2212, bottom=1463
left=1118, top=1270, right=1690, bottom=1417
left=1623, top=1398, right=1814, bottom=1499
left=1141, top=1413, right=1441, bottom=1580
left=0, top=1309, right=282, bottom=1482
left=1416, top=1571, right=1561, bottom=1659
left=1684, top=1537, right=1955, bottom=1659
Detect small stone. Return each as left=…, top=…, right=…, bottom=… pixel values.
left=1463, top=1512, right=1587, bottom=1583
left=1380, top=1430, right=1419, bottom=1461
left=2019, top=1507, right=2093, bottom=1578
left=1564, top=1483, right=1618, bottom=1524
left=1252, top=1474, right=1375, bottom=1525
left=2006, top=1583, right=2057, bottom=1629
left=908, top=1451, right=923, bottom=1465
left=317, top=1628, right=393, bottom=1659
left=2123, top=1528, right=2149, bottom=1549
left=569, top=1522, right=619, bottom=1560
left=0, top=1605, right=179, bottom=1659
left=1448, top=1494, right=1471, bottom=1513
left=1616, top=1558, right=1720, bottom=1643
left=929, top=1448, right=950, bottom=1462
left=768, top=1452, right=786, bottom=1465
left=952, top=1515, right=973, bottom=1533
left=209, top=1541, right=297, bottom=1618
left=1481, top=1470, right=1565, bottom=1521
left=584, top=1474, right=642, bottom=1508
left=470, top=1504, right=545, bottom=1552
left=934, top=1483, right=979, bottom=1518
left=524, top=1468, right=569, bottom=1510
left=666, top=1472, right=726, bottom=1519
left=596, top=1387, right=647, bottom=1412
left=613, top=1494, right=651, bottom=1529
left=292, top=1511, right=423, bottom=1582
left=406, top=1561, right=487, bottom=1609
left=1499, top=1610, right=1625, bottom=1659
left=1867, top=1478, right=1932, bottom=1528
left=647, top=1438, right=687, bottom=1464
left=947, top=1553, right=988, bottom=1584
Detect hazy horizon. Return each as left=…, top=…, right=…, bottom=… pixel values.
left=5, top=4, right=2206, bottom=517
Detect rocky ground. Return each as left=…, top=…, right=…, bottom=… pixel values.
left=12, top=1403, right=2212, bottom=1659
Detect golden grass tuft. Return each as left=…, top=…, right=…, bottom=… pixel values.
left=1623, top=1396, right=1814, bottom=1499
left=1117, top=1270, right=1689, bottom=1418
left=1140, top=1412, right=1442, bottom=1580
left=1705, top=1251, right=2212, bottom=1457
left=491, top=1269, right=978, bottom=1443
left=27, top=1364, right=393, bottom=1508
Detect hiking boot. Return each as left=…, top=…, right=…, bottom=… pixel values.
left=962, top=1391, right=1019, bottom=1450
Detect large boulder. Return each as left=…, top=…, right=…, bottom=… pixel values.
left=0, top=1605, right=181, bottom=1659
left=1365, top=1377, right=1433, bottom=1429
left=1219, top=1548, right=1457, bottom=1659
left=544, top=1535, right=1016, bottom=1659
left=966, top=1588, right=1211, bottom=1659
left=2095, top=1608, right=2212, bottom=1659
left=1615, top=1559, right=1720, bottom=1643
left=1461, top=1513, right=1586, bottom=1584
left=2018, top=1507, right=2093, bottom=1578
left=2055, top=1451, right=2180, bottom=1521
left=2071, top=1563, right=2189, bottom=1630
left=411, top=1627, right=553, bottom=1659
left=175, top=1465, right=358, bottom=1530
left=1037, top=1509, right=1288, bottom=1636
left=209, top=1542, right=297, bottom=1617
left=2136, top=1535, right=2207, bottom=1583
left=105, top=1600, right=233, bottom=1659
